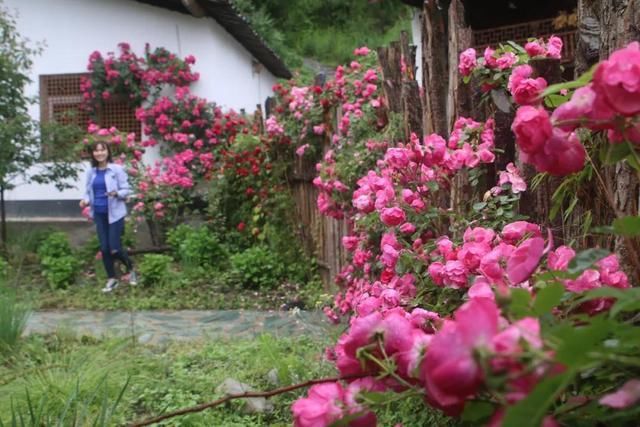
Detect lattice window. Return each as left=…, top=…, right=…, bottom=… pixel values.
left=40, top=73, right=141, bottom=139
left=472, top=18, right=576, bottom=64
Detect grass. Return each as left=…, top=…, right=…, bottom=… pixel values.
left=1, top=332, right=336, bottom=426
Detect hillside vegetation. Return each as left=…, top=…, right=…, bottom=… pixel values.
left=232, top=0, right=413, bottom=69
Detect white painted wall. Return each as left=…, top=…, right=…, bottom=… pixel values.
left=410, top=10, right=423, bottom=87
left=4, top=0, right=279, bottom=204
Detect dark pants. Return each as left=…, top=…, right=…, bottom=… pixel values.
left=94, top=212, right=133, bottom=279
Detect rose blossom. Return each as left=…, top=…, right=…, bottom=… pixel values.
left=512, top=106, right=553, bottom=154
left=458, top=48, right=477, bottom=76
left=593, top=41, right=640, bottom=116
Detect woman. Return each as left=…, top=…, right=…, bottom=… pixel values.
left=79, top=141, right=137, bottom=292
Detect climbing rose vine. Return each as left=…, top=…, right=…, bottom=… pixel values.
left=289, top=42, right=640, bottom=427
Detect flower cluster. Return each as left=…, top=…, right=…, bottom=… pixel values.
left=459, top=36, right=561, bottom=107
left=513, top=42, right=640, bottom=176
left=81, top=42, right=199, bottom=110
left=291, top=42, right=638, bottom=427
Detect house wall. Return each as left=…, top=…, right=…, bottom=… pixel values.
left=410, top=9, right=423, bottom=87
left=3, top=0, right=278, bottom=216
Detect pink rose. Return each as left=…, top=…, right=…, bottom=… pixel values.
left=380, top=207, right=406, bottom=227
left=525, top=129, right=586, bottom=176
left=292, top=383, right=344, bottom=427
left=512, top=106, right=553, bottom=154
left=546, top=36, right=563, bottom=59
left=593, top=41, right=640, bottom=115
left=496, top=52, right=517, bottom=70
left=422, top=298, right=500, bottom=416
left=599, top=379, right=640, bottom=409
left=525, top=40, right=546, bottom=57
left=547, top=245, right=576, bottom=271
left=483, top=47, right=498, bottom=68
left=507, top=65, right=532, bottom=93
left=458, top=48, right=477, bottom=77
left=512, top=77, right=547, bottom=106
left=506, top=237, right=545, bottom=284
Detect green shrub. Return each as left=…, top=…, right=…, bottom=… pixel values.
left=40, top=256, right=79, bottom=290
left=37, top=232, right=79, bottom=289
left=137, top=254, right=173, bottom=287
left=166, top=224, right=227, bottom=269
left=36, top=231, right=72, bottom=259
left=0, top=289, right=30, bottom=355
left=230, top=246, right=285, bottom=289
left=0, top=257, right=8, bottom=282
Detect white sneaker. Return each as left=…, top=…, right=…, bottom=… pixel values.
left=101, top=278, right=118, bottom=293
left=129, top=271, right=138, bottom=286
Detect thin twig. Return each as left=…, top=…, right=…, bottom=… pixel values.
left=128, top=375, right=364, bottom=427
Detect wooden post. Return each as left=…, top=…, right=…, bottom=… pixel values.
left=377, top=42, right=403, bottom=114
left=400, top=31, right=423, bottom=139
left=446, top=0, right=473, bottom=129
left=421, top=0, right=449, bottom=136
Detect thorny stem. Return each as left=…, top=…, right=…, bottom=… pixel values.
left=128, top=374, right=365, bottom=427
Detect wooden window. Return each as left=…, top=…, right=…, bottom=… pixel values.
left=39, top=73, right=141, bottom=139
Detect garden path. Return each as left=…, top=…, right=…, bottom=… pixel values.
left=24, top=310, right=338, bottom=346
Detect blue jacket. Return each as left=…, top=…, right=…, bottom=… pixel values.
left=83, top=163, right=131, bottom=224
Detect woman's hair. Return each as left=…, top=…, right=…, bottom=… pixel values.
left=88, top=141, right=113, bottom=167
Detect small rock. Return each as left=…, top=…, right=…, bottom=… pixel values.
left=138, top=333, right=154, bottom=344
left=266, top=368, right=279, bottom=387
left=216, top=378, right=273, bottom=414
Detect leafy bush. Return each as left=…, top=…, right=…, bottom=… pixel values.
left=36, top=232, right=79, bottom=289
left=166, top=224, right=228, bottom=270
left=0, top=257, right=8, bottom=282
left=230, top=246, right=285, bottom=289
left=36, top=231, right=72, bottom=259
left=0, top=289, right=30, bottom=355
left=137, top=254, right=173, bottom=287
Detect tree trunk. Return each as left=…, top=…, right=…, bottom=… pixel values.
left=446, top=0, right=473, bottom=128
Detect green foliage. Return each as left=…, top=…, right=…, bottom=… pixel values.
left=1, top=332, right=333, bottom=425
left=230, top=246, right=285, bottom=289
left=137, top=254, right=173, bottom=287
left=232, top=0, right=412, bottom=67
left=40, top=255, right=79, bottom=290
left=36, top=232, right=79, bottom=290
left=167, top=224, right=228, bottom=270
left=0, top=288, right=30, bottom=356
left=36, top=232, right=73, bottom=260
left=0, top=256, right=8, bottom=281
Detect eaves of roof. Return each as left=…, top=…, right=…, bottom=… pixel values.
left=132, top=0, right=292, bottom=79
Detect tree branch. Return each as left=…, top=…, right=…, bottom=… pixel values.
left=128, top=374, right=364, bottom=427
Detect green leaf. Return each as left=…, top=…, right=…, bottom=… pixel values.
left=461, top=401, right=495, bottom=422
left=567, top=248, right=610, bottom=274
left=627, top=151, right=640, bottom=172
left=613, top=216, right=640, bottom=237
left=601, top=142, right=631, bottom=165
left=544, top=94, right=568, bottom=108
left=473, top=202, right=487, bottom=211
left=541, top=64, right=596, bottom=97
left=554, top=316, right=610, bottom=365
left=490, top=88, right=512, bottom=113
left=533, top=282, right=565, bottom=315
left=359, top=391, right=398, bottom=405
left=502, top=371, right=573, bottom=427
left=509, top=288, right=532, bottom=318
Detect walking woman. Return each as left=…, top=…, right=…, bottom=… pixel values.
left=79, top=141, right=137, bottom=292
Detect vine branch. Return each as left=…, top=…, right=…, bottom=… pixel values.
left=128, top=374, right=364, bottom=427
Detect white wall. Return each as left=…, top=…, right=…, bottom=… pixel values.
left=4, top=0, right=279, bottom=203
left=411, top=10, right=423, bottom=87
